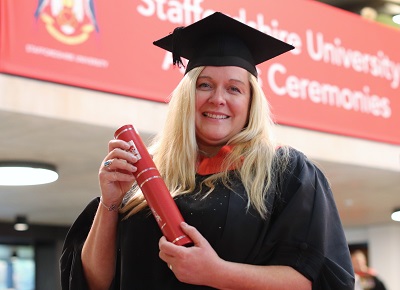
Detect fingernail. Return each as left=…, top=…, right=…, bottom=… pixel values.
left=129, top=153, right=137, bottom=162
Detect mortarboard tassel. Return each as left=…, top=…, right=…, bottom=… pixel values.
left=171, top=27, right=186, bottom=68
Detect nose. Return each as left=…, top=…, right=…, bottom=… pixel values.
left=208, top=87, right=226, bottom=105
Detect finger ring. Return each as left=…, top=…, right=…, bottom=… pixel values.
left=169, top=264, right=173, bottom=271
left=104, top=159, right=113, bottom=168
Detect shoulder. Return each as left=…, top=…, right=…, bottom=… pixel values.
left=275, top=146, right=310, bottom=176
left=274, top=146, right=330, bottom=197
left=276, top=146, right=327, bottom=175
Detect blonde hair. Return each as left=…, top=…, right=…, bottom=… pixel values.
left=121, top=66, right=289, bottom=219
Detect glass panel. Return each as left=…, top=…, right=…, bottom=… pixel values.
left=0, top=245, right=35, bottom=290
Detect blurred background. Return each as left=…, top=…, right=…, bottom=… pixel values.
left=319, top=0, right=400, bottom=28
left=0, top=0, right=399, bottom=289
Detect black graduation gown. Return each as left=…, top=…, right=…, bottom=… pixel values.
left=60, top=148, right=354, bottom=289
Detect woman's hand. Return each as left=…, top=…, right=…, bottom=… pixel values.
left=158, top=222, right=222, bottom=286
left=98, top=139, right=138, bottom=208
left=159, top=222, right=312, bottom=290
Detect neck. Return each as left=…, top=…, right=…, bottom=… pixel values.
left=197, top=145, right=223, bottom=158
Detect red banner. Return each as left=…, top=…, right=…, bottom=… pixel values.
left=1, top=0, right=399, bottom=145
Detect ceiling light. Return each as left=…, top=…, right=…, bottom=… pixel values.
left=14, top=215, right=29, bottom=231
left=393, top=14, right=400, bottom=25
left=0, top=161, right=58, bottom=186
left=391, top=208, right=400, bottom=222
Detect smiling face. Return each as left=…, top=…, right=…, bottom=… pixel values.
left=195, top=66, right=251, bottom=155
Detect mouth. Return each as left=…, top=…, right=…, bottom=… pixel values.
left=203, top=112, right=229, bottom=119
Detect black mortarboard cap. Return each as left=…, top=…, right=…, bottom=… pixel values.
left=153, top=12, right=294, bottom=77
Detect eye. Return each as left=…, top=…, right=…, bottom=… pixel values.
left=229, top=86, right=242, bottom=93
left=197, top=82, right=212, bottom=90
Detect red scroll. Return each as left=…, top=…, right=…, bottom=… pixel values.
left=114, top=124, right=193, bottom=247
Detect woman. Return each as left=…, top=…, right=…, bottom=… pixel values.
left=351, top=250, right=387, bottom=290
left=60, top=12, right=354, bottom=290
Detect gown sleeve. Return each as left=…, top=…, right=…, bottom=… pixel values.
left=265, top=148, right=355, bottom=290
left=60, top=197, right=99, bottom=290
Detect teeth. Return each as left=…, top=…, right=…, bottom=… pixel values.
left=204, top=113, right=228, bottom=119
left=203, top=113, right=228, bottom=119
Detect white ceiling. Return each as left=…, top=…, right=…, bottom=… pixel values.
left=0, top=108, right=399, bottom=228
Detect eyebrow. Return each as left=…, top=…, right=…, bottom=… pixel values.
left=197, top=75, right=247, bottom=85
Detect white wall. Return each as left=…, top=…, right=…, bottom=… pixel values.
left=0, top=74, right=168, bottom=134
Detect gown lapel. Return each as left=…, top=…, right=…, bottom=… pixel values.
left=196, top=146, right=276, bottom=263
